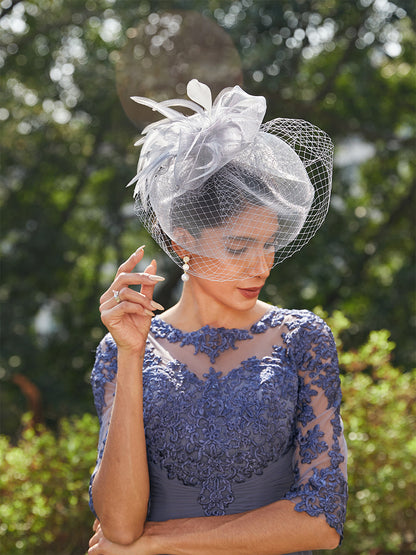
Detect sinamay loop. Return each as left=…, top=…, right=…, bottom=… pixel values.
left=129, top=80, right=333, bottom=281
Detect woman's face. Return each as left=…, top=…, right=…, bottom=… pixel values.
left=185, top=204, right=278, bottom=310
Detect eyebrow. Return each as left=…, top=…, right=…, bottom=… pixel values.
left=224, top=231, right=279, bottom=245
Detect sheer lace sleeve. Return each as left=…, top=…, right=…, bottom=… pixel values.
left=283, top=313, right=348, bottom=540
left=88, top=333, right=118, bottom=517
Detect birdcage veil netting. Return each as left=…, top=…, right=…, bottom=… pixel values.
left=129, top=80, right=333, bottom=281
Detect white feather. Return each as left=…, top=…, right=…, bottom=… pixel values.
left=186, top=79, right=212, bottom=112
left=159, top=98, right=205, bottom=115
left=130, top=96, right=185, bottom=120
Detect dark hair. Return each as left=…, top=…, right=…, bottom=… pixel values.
left=170, top=162, right=272, bottom=238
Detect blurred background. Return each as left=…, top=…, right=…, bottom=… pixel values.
left=0, top=0, right=415, bottom=553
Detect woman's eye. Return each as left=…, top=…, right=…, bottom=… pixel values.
left=225, top=247, right=248, bottom=255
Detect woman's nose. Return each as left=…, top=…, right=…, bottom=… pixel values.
left=247, top=251, right=273, bottom=278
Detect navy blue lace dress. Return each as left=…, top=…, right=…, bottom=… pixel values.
left=90, top=307, right=347, bottom=555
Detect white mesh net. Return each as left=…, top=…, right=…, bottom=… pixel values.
left=130, top=81, right=333, bottom=281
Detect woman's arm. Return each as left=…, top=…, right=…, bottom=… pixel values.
left=154, top=500, right=340, bottom=554
left=90, top=246, right=164, bottom=545
left=89, top=500, right=339, bottom=554
left=91, top=349, right=149, bottom=544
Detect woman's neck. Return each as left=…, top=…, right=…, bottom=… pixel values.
left=159, top=279, right=270, bottom=332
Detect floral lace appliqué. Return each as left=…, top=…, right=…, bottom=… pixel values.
left=151, top=318, right=254, bottom=363
left=90, top=334, right=117, bottom=424
left=142, top=347, right=298, bottom=516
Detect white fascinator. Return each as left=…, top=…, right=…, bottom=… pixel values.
left=128, top=80, right=333, bottom=281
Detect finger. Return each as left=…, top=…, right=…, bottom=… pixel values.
left=93, top=519, right=100, bottom=532
left=101, top=300, right=155, bottom=324
left=88, top=530, right=100, bottom=547
left=141, top=259, right=159, bottom=300
left=100, top=272, right=164, bottom=305
left=100, top=296, right=156, bottom=317
left=88, top=537, right=123, bottom=555
left=115, top=245, right=146, bottom=279
left=88, top=541, right=102, bottom=554
left=100, top=288, right=164, bottom=314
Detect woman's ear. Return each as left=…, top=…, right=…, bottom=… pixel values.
left=171, top=227, right=196, bottom=259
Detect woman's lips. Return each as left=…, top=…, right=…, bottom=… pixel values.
left=237, top=286, right=262, bottom=299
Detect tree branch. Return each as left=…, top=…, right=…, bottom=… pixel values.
left=12, top=373, right=43, bottom=427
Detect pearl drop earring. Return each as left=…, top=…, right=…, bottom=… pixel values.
left=181, top=256, right=190, bottom=281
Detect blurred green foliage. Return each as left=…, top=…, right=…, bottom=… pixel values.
left=0, top=413, right=98, bottom=554
left=1, top=315, right=415, bottom=554
left=340, top=368, right=415, bottom=554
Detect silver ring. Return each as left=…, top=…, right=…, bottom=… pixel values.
left=113, top=289, right=121, bottom=304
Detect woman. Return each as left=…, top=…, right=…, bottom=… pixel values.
left=88, top=80, right=347, bottom=555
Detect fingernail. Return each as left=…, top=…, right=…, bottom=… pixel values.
left=150, top=301, right=165, bottom=311
left=136, top=245, right=145, bottom=253
left=144, top=274, right=165, bottom=281
left=144, top=309, right=154, bottom=317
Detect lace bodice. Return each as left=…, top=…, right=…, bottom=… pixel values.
left=89, top=307, right=347, bottom=542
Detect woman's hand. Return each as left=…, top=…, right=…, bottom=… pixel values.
left=88, top=522, right=124, bottom=554
left=88, top=521, right=156, bottom=555
left=99, top=246, right=164, bottom=355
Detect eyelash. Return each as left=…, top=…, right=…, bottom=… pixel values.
left=225, top=243, right=276, bottom=256
left=224, top=246, right=247, bottom=255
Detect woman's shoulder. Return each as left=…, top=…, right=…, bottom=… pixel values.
left=254, top=304, right=330, bottom=334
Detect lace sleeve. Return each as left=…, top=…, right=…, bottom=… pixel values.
left=88, top=333, right=118, bottom=517
left=284, top=313, right=348, bottom=540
